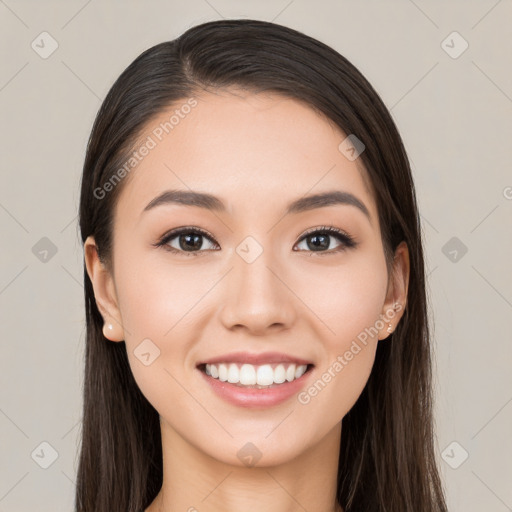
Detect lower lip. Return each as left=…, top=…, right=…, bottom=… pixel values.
left=197, top=366, right=314, bottom=408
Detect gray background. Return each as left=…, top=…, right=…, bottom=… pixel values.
left=1, top=1, right=511, bottom=510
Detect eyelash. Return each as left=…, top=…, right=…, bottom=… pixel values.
left=153, top=225, right=357, bottom=257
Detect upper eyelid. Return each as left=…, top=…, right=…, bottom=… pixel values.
left=163, top=226, right=218, bottom=244
left=298, top=225, right=351, bottom=238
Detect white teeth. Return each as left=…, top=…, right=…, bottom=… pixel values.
left=256, top=365, right=274, bottom=386
left=295, top=365, right=307, bottom=379
left=204, top=362, right=309, bottom=386
left=240, top=364, right=256, bottom=385
left=210, top=364, right=219, bottom=379
left=273, top=364, right=286, bottom=384
left=218, top=363, right=228, bottom=382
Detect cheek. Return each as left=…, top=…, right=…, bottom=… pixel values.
left=293, top=250, right=388, bottom=410
left=113, top=247, right=181, bottom=337
left=295, top=249, right=389, bottom=344
left=112, top=253, right=194, bottom=413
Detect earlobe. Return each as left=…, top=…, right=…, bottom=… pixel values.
left=378, top=241, right=410, bottom=340
left=84, top=235, right=125, bottom=342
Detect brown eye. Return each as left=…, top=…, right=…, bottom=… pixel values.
left=155, top=227, right=219, bottom=257
left=154, top=225, right=356, bottom=257
left=294, top=226, right=356, bottom=255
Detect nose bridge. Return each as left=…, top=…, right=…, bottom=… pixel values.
left=219, top=236, right=296, bottom=333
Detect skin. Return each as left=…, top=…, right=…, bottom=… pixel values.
left=85, top=89, right=409, bottom=512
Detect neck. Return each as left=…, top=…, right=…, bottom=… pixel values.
left=146, top=418, right=344, bottom=512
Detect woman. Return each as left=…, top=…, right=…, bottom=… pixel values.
left=76, top=18, right=448, bottom=512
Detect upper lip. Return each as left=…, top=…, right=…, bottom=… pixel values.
left=197, top=351, right=314, bottom=367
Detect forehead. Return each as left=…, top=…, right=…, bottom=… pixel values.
left=114, top=89, right=377, bottom=224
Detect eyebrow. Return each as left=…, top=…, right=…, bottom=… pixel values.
left=142, top=189, right=371, bottom=221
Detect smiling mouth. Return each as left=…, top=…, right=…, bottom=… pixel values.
left=197, top=362, right=315, bottom=388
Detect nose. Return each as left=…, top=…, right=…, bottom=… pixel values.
left=219, top=249, right=297, bottom=336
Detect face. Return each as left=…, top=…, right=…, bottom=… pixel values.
left=85, top=89, right=408, bottom=467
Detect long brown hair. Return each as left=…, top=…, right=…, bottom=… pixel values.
left=76, top=18, right=448, bottom=512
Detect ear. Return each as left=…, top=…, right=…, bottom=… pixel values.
left=84, top=235, right=125, bottom=342
left=378, top=241, right=410, bottom=340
